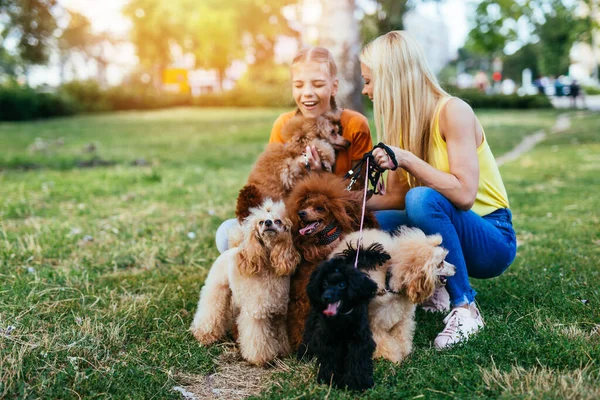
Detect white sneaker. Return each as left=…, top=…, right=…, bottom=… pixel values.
left=421, top=286, right=450, bottom=313
left=434, top=304, right=484, bottom=350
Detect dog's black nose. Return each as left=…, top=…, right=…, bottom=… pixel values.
left=298, top=211, right=307, bottom=218
left=265, top=219, right=272, bottom=227
left=322, top=292, right=333, bottom=302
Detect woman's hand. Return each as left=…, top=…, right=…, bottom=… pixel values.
left=372, top=145, right=410, bottom=170
left=303, top=145, right=323, bottom=171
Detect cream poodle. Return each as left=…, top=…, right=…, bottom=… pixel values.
left=190, top=199, right=300, bottom=366
left=331, top=227, right=455, bottom=363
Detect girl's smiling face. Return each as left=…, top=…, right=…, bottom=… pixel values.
left=360, top=63, right=373, bottom=101
left=292, top=61, right=338, bottom=118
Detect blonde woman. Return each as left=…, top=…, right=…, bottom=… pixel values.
left=361, top=31, right=517, bottom=350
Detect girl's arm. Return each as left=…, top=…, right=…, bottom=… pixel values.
left=373, top=99, right=480, bottom=211
left=366, top=169, right=409, bottom=210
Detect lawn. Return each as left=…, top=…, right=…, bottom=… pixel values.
left=1, top=107, right=598, bottom=399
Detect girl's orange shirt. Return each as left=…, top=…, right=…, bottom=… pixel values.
left=268, top=109, right=373, bottom=176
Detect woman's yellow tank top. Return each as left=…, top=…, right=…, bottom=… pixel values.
left=427, top=97, right=510, bottom=216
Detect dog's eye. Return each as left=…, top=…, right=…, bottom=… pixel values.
left=275, top=219, right=282, bottom=225
left=316, top=206, right=325, bottom=212
left=437, top=262, right=444, bottom=269
left=259, top=221, right=264, bottom=226
left=322, top=280, right=328, bottom=289
left=330, top=129, right=336, bottom=134
left=339, top=282, right=346, bottom=289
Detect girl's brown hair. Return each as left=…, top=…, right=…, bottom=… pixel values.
left=292, top=47, right=339, bottom=111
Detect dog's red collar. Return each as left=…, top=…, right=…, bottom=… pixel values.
left=316, top=222, right=340, bottom=246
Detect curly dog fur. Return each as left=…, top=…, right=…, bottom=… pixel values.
left=299, top=256, right=377, bottom=391
left=235, top=111, right=349, bottom=221
left=284, top=172, right=378, bottom=351
left=190, top=199, right=300, bottom=366
left=330, top=227, right=455, bottom=363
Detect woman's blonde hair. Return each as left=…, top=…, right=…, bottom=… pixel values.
left=292, top=47, right=339, bottom=110
left=360, top=31, right=449, bottom=187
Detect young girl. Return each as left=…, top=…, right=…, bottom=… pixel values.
left=361, top=31, right=517, bottom=349
left=215, top=47, right=373, bottom=253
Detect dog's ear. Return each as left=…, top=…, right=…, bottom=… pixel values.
left=329, top=194, right=357, bottom=232
left=396, top=266, right=436, bottom=304
left=340, top=242, right=390, bottom=271
left=347, top=268, right=378, bottom=304
left=235, top=185, right=263, bottom=223
left=270, top=223, right=300, bottom=276
left=237, top=230, right=267, bottom=277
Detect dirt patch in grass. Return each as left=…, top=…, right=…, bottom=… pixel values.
left=176, top=344, right=289, bottom=399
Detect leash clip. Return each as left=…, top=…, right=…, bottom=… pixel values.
left=346, top=177, right=356, bottom=191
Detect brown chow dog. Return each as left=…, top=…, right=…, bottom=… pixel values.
left=284, top=172, right=378, bottom=351
left=235, top=111, right=349, bottom=221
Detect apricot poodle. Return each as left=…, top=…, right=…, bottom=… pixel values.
left=331, top=227, right=455, bottom=363
left=190, top=199, right=300, bottom=366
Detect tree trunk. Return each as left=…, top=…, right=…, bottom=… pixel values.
left=153, top=63, right=163, bottom=91
left=317, top=0, right=363, bottom=113
left=59, top=52, right=68, bottom=85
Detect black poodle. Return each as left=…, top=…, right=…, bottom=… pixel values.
left=298, top=244, right=384, bottom=391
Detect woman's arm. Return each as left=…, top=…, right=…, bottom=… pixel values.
left=366, top=169, right=409, bottom=210
left=372, top=99, right=480, bottom=211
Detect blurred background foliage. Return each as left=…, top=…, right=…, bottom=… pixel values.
left=0, top=0, right=596, bottom=120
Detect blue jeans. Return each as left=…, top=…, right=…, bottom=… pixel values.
left=375, top=187, right=517, bottom=306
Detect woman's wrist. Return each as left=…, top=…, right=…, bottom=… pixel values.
left=391, top=146, right=409, bottom=170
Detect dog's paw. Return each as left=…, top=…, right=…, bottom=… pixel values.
left=191, top=329, right=220, bottom=345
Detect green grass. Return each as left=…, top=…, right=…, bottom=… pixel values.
left=1, top=107, right=598, bottom=399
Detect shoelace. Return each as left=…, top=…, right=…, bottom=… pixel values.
left=439, top=309, right=464, bottom=337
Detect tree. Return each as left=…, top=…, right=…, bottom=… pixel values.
left=182, top=5, right=241, bottom=91
left=0, top=0, right=59, bottom=66
left=123, top=0, right=180, bottom=88
left=464, top=0, right=526, bottom=60
left=360, top=0, right=443, bottom=44
left=319, top=0, right=363, bottom=111
left=123, top=0, right=297, bottom=90
left=351, top=0, right=443, bottom=110
left=466, top=0, right=592, bottom=77
left=56, top=10, right=92, bottom=83
left=502, top=43, right=540, bottom=83
left=535, top=0, right=592, bottom=77
left=360, top=0, right=411, bottom=44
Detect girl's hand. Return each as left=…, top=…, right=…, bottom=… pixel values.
left=303, top=145, right=323, bottom=171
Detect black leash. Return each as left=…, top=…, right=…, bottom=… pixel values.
left=344, top=142, right=398, bottom=193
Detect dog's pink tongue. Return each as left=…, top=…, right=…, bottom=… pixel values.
left=299, top=222, right=318, bottom=235
left=323, top=301, right=340, bottom=316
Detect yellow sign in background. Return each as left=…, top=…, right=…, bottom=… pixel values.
left=163, top=68, right=190, bottom=93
